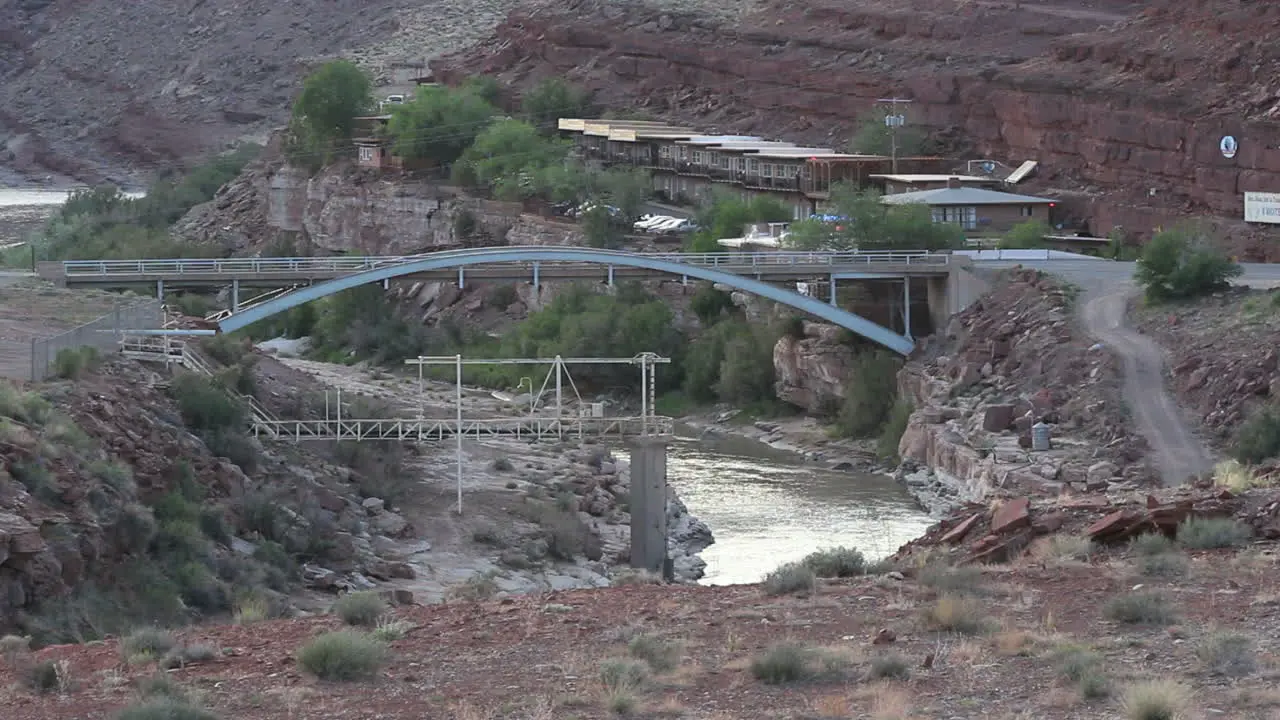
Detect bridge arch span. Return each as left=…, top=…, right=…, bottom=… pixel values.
left=216, top=247, right=915, bottom=355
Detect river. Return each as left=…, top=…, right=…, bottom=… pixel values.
left=669, top=430, right=933, bottom=586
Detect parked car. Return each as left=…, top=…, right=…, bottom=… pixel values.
left=633, top=214, right=673, bottom=231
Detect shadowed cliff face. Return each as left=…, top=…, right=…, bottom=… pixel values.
left=433, top=0, right=1280, bottom=259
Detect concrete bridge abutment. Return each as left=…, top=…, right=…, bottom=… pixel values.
left=629, top=436, right=672, bottom=580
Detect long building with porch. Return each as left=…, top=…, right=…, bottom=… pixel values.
left=557, top=119, right=950, bottom=219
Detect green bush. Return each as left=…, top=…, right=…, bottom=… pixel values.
left=1135, top=225, right=1242, bottom=303
left=799, top=546, right=865, bottom=578
left=627, top=634, right=681, bottom=673
left=1234, top=405, right=1280, bottom=464
left=333, top=591, right=386, bottom=627
left=1129, top=532, right=1175, bottom=556
left=521, top=78, right=593, bottom=131
left=26, top=660, right=60, bottom=693
left=1139, top=552, right=1188, bottom=578
left=1176, top=517, right=1252, bottom=549
left=750, top=644, right=814, bottom=684
left=761, top=562, right=816, bottom=596
left=1196, top=631, right=1256, bottom=677
left=297, top=631, right=387, bottom=681
left=169, top=372, right=245, bottom=432
left=120, top=628, right=178, bottom=661
left=867, top=653, right=910, bottom=680
left=877, top=397, right=913, bottom=461
left=998, top=220, right=1052, bottom=250
left=836, top=350, right=902, bottom=438
left=1104, top=591, right=1175, bottom=625
left=53, top=346, right=99, bottom=380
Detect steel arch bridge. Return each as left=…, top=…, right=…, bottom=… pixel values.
left=216, top=246, right=916, bottom=355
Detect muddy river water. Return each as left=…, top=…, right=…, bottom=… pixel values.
left=669, top=430, right=932, bottom=585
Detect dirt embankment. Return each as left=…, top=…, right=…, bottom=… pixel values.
left=1132, top=287, right=1280, bottom=459
left=433, top=0, right=1280, bottom=256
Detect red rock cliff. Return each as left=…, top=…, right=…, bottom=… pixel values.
left=433, top=0, right=1280, bottom=259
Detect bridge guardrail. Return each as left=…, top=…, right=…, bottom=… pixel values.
left=61, top=249, right=951, bottom=278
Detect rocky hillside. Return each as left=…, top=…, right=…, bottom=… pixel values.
left=1133, top=287, right=1280, bottom=453
left=432, top=0, right=1280, bottom=258
left=893, top=269, right=1149, bottom=514
left=0, top=0, right=528, bottom=186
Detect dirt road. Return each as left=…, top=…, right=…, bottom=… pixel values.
left=1080, top=284, right=1213, bottom=484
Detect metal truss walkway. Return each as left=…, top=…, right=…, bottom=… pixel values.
left=119, top=335, right=672, bottom=442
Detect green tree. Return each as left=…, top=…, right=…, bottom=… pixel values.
left=596, top=168, right=651, bottom=221
left=451, top=119, right=569, bottom=200
left=387, top=85, right=498, bottom=164
left=836, top=350, right=903, bottom=437
left=521, top=77, right=593, bottom=132
left=685, top=192, right=792, bottom=253
left=998, top=220, right=1052, bottom=249
left=288, top=60, right=372, bottom=166
left=581, top=206, right=619, bottom=249
left=786, top=184, right=964, bottom=252
left=462, top=75, right=504, bottom=106
left=1134, top=225, right=1243, bottom=303
left=847, top=111, right=926, bottom=156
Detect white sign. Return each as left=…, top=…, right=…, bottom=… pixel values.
left=1221, top=135, right=1238, bottom=159
left=1244, top=192, right=1280, bottom=224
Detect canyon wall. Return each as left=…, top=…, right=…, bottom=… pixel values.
left=433, top=0, right=1280, bottom=259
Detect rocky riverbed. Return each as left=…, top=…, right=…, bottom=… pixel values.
left=252, top=349, right=714, bottom=606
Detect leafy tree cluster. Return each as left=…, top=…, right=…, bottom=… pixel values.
left=847, top=111, right=928, bottom=157
left=784, top=184, right=965, bottom=252
left=1134, top=224, right=1243, bottom=303
left=13, top=145, right=260, bottom=264
left=685, top=192, right=794, bottom=253
left=286, top=59, right=373, bottom=169
left=998, top=220, right=1053, bottom=250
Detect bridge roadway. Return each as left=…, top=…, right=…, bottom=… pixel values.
left=42, top=248, right=955, bottom=290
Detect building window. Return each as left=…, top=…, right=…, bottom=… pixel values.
left=762, top=164, right=773, bottom=178
left=658, top=145, right=672, bottom=159
left=693, top=150, right=707, bottom=165
left=719, top=154, right=730, bottom=169
left=358, top=146, right=375, bottom=162
left=931, top=206, right=977, bottom=230
left=1020, top=205, right=1035, bottom=217
left=747, top=159, right=759, bottom=174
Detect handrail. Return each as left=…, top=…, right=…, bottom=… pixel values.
left=249, top=415, right=674, bottom=441
left=62, top=248, right=952, bottom=277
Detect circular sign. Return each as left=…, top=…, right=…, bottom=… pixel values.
left=1220, top=135, right=1238, bottom=159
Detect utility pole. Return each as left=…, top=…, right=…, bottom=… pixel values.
left=876, top=97, right=913, bottom=174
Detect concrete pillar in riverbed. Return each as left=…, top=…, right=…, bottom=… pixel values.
left=629, top=436, right=670, bottom=576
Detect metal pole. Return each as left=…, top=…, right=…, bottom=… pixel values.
left=904, top=278, right=912, bottom=339
left=641, top=357, right=648, bottom=434
left=418, top=356, right=424, bottom=419
left=555, top=356, right=563, bottom=440
left=455, top=353, right=463, bottom=514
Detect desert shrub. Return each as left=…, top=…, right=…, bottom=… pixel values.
left=1040, top=535, right=1094, bottom=563
left=200, top=335, right=246, bottom=366
left=121, top=628, right=178, bottom=662
left=169, top=372, right=244, bottom=432
left=371, top=618, right=413, bottom=642
left=333, top=591, right=386, bottom=627
left=1120, top=679, right=1190, bottom=720
left=690, top=283, right=735, bottom=325
left=1135, top=225, right=1242, bottom=303
left=489, top=456, right=514, bottom=472
left=445, top=573, right=500, bottom=602
left=1129, top=533, right=1175, bottom=556
left=1234, top=405, right=1280, bottom=464
left=761, top=562, right=816, bottom=596
left=924, top=594, right=991, bottom=635
left=1105, top=591, right=1175, bottom=625
left=160, top=643, right=218, bottom=670
left=1196, top=631, right=1256, bottom=677
left=115, top=697, right=221, bottom=720
left=25, top=660, right=60, bottom=693
left=528, top=503, right=588, bottom=560
left=627, top=634, right=681, bottom=673
left=599, top=657, right=648, bottom=691
left=877, top=397, right=913, bottom=461
left=296, top=631, right=387, bottom=681
left=750, top=644, right=814, bottom=684
left=1177, top=516, right=1252, bottom=549
left=836, top=350, right=902, bottom=438
left=800, top=546, right=866, bottom=578
left=867, top=653, right=910, bottom=681
left=136, top=672, right=188, bottom=700
left=1052, top=644, right=1102, bottom=683
left=53, top=346, right=99, bottom=380
left=1139, top=552, right=1188, bottom=578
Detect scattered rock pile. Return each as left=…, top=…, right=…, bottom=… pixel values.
left=896, top=269, right=1147, bottom=513
left=895, top=480, right=1280, bottom=565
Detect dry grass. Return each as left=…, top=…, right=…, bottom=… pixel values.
left=1120, top=679, right=1192, bottom=720
left=923, top=594, right=992, bottom=635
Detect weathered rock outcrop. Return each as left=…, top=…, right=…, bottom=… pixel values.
left=772, top=322, right=853, bottom=414
left=893, top=269, right=1148, bottom=512
left=434, top=0, right=1280, bottom=258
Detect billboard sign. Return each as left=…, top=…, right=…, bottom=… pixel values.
left=1244, top=192, right=1280, bottom=224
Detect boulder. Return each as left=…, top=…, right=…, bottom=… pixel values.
left=981, top=404, right=1016, bottom=432
left=940, top=513, right=980, bottom=545
left=1086, top=461, right=1119, bottom=484
left=990, top=497, right=1031, bottom=534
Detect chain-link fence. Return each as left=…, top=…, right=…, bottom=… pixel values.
left=29, top=300, right=162, bottom=382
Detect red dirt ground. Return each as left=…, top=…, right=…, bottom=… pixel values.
left=5, top=541, right=1280, bottom=719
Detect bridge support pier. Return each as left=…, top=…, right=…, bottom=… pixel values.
left=902, top=278, right=912, bottom=340
left=156, top=279, right=164, bottom=301
left=230, top=279, right=240, bottom=313
left=629, top=436, right=671, bottom=578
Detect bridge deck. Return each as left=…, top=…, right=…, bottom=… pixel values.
left=45, top=250, right=953, bottom=288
